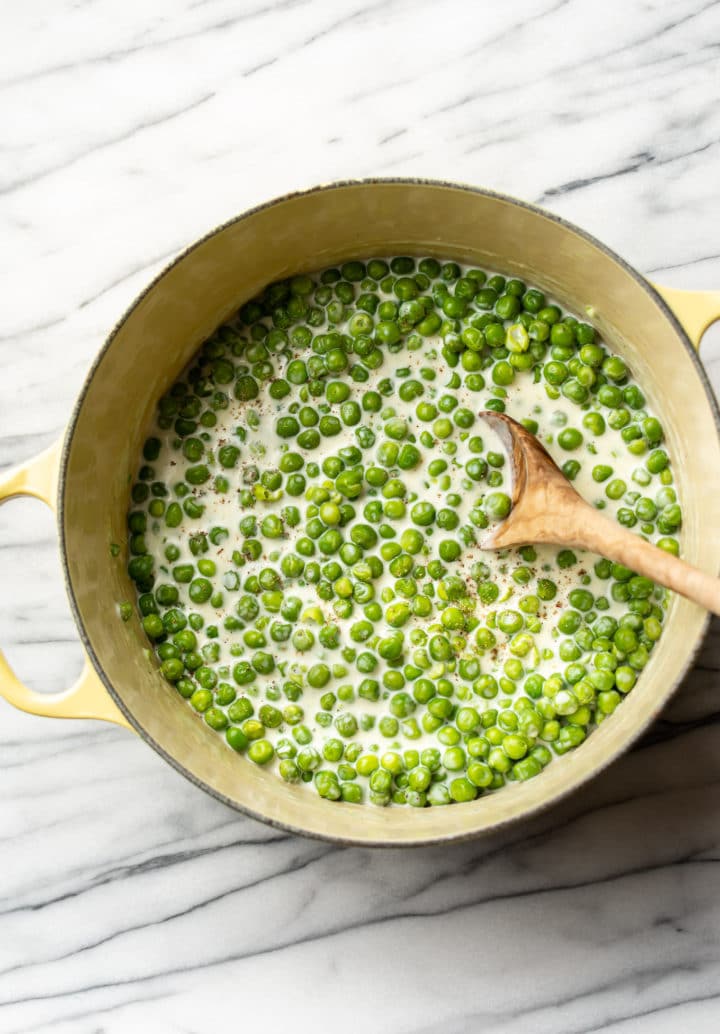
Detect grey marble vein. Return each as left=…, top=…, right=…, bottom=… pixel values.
left=1, top=0, right=720, bottom=1031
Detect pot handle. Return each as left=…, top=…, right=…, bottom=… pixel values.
left=653, top=285, right=720, bottom=350
left=0, top=441, right=130, bottom=728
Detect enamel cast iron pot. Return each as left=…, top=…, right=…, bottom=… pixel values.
left=2, top=180, right=720, bottom=846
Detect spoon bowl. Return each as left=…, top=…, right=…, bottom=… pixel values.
left=479, top=411, right=720, bottom=616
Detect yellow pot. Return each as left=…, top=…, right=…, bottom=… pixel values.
left=2, top=180, right=719, bottom=845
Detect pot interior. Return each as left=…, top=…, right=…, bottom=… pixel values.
left=61, top=181, right=720, bottom=844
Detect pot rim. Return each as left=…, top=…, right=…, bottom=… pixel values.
left=57, top=177, right=719, bottom=846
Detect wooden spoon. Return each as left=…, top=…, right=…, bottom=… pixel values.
left=479, top=411, right=720, bottom=616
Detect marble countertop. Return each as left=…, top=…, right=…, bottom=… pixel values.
left=2, top=1, right=720, bottom=1031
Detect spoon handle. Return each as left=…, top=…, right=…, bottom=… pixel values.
left=576, top=504, right=720, bottom=617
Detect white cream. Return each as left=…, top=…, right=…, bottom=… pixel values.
left=137, top=271, right=673, bottom=795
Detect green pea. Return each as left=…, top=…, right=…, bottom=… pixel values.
left=484, top=493, right=511, bottom=521
left=410, top=502, right=436, bottom=527
left=226, top=727, right=249, bottom=752
left=605, top=478, right=626, bottom=500
left=557, top=427, right=583, bottom=450
left=448, top=777, right=477, bottom=803
left=492, top=361, right=515, bottom=386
